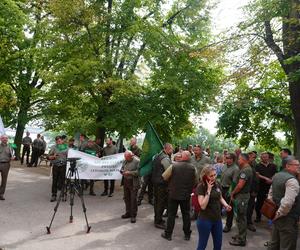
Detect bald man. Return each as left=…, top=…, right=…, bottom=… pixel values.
left=120, top=151, right=140, bottom=223
left=0, top=135, right=13, bottom=200
left=161, top=151, right=197, bottom=241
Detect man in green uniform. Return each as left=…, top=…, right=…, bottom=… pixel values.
left=101, top=137, right=118, bottom=197
left=221, top=153, right=239, bottom=233
left=191, top=145, right=211, bottom=181
left=120, top=151, right=140, bottom=223
left=48, top=136, right=68, bottom=202
left=229, top=153, right=253, bottom=246
left=21, top=131, right=32, bottom=165
left=128, top=137, right=142, bottom=157
left=0, top=135, right=13, bottom=200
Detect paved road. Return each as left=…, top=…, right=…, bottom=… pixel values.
left=0, top=162, right=299, bottom=250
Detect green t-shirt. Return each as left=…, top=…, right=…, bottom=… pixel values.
left=236, top=165, right=253, bottom=194
left=196, top=181, right=222, bottom=221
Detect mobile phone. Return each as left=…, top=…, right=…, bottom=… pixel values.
left=203, top=175, right=209, bottom=183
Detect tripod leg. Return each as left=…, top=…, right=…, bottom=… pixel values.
left=74, top=183, right=91, bottom=233
left=69, top=182, right=75, bottom=223
left=46, top=183, right=66, bottom=234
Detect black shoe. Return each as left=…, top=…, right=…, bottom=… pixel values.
left=101, top=191, right=108, bottom=196
left=131, top=217, right=136, bottom=223
left=108, top=192, right=113, bottom=197
left=0, top=195, right=5, bottom=200
left=223, top=225, right=231, bottom=233
left=121, top=214, right=130, bottom=219
left=184, top=231, right=191, bottom=241
left=155, top=223, right=166, bottom=229
left=232, top=235, right=239, bottom=240
left=229, top=239, right=246, bottom=246
left=89, top=191, right=96, bottom=196
left=161, top=232, right=172, bottom=241
left=50, top=196, right=56, bottom=202
left=184, top=234, right=191, bottom=241
left=254, top=218, right=261, bottom=223
left=247, top=224, right=256, bottom=232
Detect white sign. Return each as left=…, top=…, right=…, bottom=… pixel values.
left=67, top=149, right=124, bottom=180
left=0, top=115, right=5, bottom=135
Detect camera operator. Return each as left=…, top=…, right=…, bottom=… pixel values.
left=48, top=136, right=68, bottom=202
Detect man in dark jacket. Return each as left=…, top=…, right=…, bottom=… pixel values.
left=161, top=151, right=197, bottom=241
left=152, top=143, right=173, bottom=229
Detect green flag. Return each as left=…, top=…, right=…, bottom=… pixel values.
left=139, top=122, right=163, bottom=176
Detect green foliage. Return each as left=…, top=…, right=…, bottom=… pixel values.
left=218, top=60, right=293, bottom=151
left=41, top=0, right=224, bottom=142
left=173, top=126, right=237, bottom=156
left=216, top=0, right=300, bottom=156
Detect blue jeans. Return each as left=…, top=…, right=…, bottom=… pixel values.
left=196, top=218, right=223, bottom=250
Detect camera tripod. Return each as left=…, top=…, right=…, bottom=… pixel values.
left=46, top=158, right=91, bottom=234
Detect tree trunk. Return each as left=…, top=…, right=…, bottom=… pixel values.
left=13, top=106, right=29, bottom=159
left=95, top=115, right=106, bottom=148
left=289, top=80, right=300, bottom=158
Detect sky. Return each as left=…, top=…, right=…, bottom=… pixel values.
left=200, top=0, right=249, bottom=134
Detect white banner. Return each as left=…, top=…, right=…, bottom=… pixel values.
left=67, top=149, right=124, bottom=180
left=0, top=115, right=5, bottom=135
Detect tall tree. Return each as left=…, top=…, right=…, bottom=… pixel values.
left=218, top=0, right=300, bottom=157
left=43, top=0, right=224, bottom=144
left=0, top=0, right=56, bottom=157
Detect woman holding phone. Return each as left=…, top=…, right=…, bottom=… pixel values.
left=196, top=165, right=232, bottom=250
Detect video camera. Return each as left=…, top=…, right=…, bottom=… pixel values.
left=67, top=157, right=81, bottom=173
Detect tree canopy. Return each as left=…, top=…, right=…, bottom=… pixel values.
left=217, top=0, right=300, bottom=157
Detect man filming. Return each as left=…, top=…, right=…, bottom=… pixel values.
left=48, top=136, right=68, bottom=202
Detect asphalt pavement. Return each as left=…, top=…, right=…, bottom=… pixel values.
left=0, top=162, right=299, bottom=250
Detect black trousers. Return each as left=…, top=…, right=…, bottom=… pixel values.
left=222, top=187, right=234, bottom=228
left=123, top=178, right=138, bottom=218
left=0, top=162, right=10, bottom=196
left=104, top=180, right=115, bottom=193
left=153, top=184, right=168, bottom=224
left=165, top=198, right=191, bottom=237
left=255, top=187, right=269, bottom=220
left=21, top=145, right=30, bottom=164
left=30, top=148, right=41, bottom=167
left=247, top=194, right=256, bottom=225
left=51, top=165, right=66, bottom=196
left=138, top=174, right=153, bottom=202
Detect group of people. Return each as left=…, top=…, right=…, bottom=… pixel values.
left=21, top=132, right=47, bottom=167
left=123, top=143, right=300, bottom=250
left=1, top=132, right=300, bottom=249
